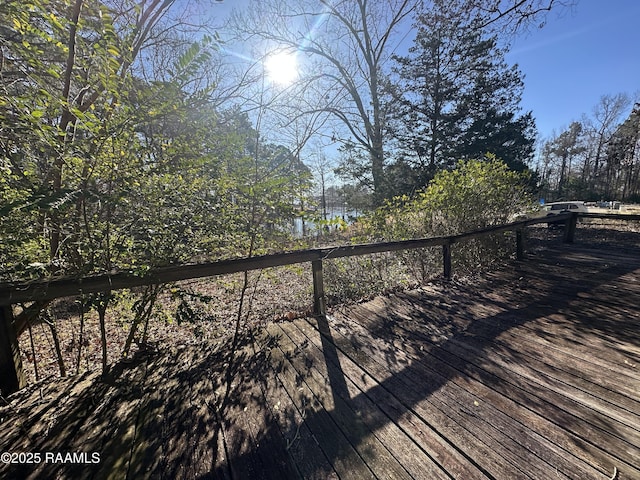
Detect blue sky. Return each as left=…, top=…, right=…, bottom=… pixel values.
left=506, top=0, right=640, bottom=140
left=212, top=0, right=639, bottom=143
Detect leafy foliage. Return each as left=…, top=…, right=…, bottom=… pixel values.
left=0, top=1, right=310, bottom=282
left=1, top=0, right=589, bottom=384
left=324, top=253, right=413, bottom=305
left=362, top=156, right=535, bottom=278
left=0, top=0, right=315, bottom=379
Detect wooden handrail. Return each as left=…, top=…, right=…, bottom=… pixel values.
left=8, top=209, right=639, bottom=395
left=579, top=213, right=640, bottom=220
left=0, top=213, right=567, bottom=307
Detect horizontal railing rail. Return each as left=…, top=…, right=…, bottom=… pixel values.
left=0, top=213, right=568, bottom=307
left=579, top=212, right=640, bottom=221
left=2, top=210, right=638, bottom=395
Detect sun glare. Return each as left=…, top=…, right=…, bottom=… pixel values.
left=265, top=51, right=299, bottom=86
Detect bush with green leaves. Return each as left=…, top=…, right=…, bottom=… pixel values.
left=361, top=156, right=537, bottom=280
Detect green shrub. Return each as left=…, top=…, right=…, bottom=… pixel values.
left=361, top=156, right=536, bottom=279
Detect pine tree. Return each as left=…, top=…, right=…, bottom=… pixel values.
left=540, top=122, right=586, bottom=199
left=604, top=103, right=640, bottom=200
left=385, top=7, right=535, bottom=196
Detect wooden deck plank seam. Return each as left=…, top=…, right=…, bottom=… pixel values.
left=302, top=316, right=536, bottom=480
left=337, top=301, right=633, bottom=478
left=386, top=317, right=640, bottom=476
left=280, top=320, right=455, bottom=480
left=322, top=313, right=603, bottom=480
left=295, top=318, right=490, bottom=480
left=263, top=323, right=378, bottom=479
left=274, top=322, right=417, bottom=480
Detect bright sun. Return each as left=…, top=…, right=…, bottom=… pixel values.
left=265, top=51, right=299, bottom=86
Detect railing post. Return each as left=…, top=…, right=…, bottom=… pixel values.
left=516, top=228, right=525, bottom=260
left=312, top=260, right=327, bottom=317
left=563, top=212, right=578, bottom=244
left=0, top=305, right=25, bottom=395
left=442, top=241, right=452, bottom=280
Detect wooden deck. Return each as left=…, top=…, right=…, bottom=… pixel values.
left=1, top=239, right=640, bottom=479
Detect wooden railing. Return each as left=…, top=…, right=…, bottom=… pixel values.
left=0, top=213, right=573, bottom=308
left=2, top=211, right=637, bottom=395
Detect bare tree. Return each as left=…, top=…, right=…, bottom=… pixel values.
left=230, top=0, right=416, bottom=204
left=581, top=93, right=631, bottom=183
left=230, top=0, right=573, bottom=204
left=604, top=102, right=640, bottom=200
left=462, top=0, right=577, bottom=32
left=308, top=148, right=336, bottom=222
left=540, top=122, right=586, bottom=198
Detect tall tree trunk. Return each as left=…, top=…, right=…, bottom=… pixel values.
left=557, top=154, right=568, bottom=198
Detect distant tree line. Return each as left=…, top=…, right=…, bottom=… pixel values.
left=537, top=96, right=640, bottom=202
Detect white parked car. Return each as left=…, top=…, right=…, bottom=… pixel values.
left=542, top=201, right=588, bottom=215
left=540, top=201, right=588, bottom=228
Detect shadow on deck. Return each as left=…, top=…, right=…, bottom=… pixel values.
left=1, top=239, right=639, bottom=479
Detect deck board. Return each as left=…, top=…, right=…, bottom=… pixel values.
left=2, top=241, right=640, bottom=479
